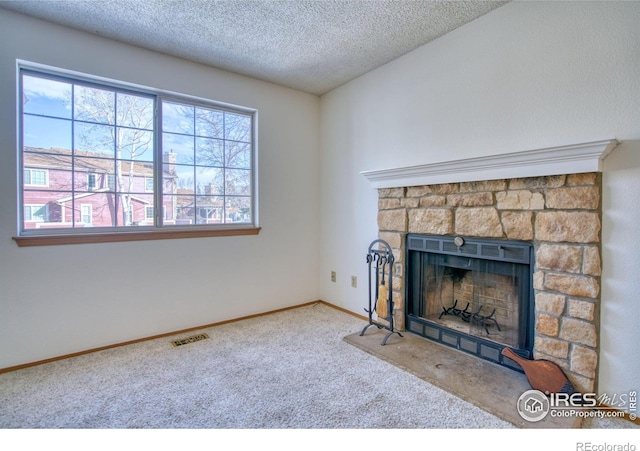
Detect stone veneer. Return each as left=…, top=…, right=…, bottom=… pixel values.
left=377, top=173, right=601, bottom=393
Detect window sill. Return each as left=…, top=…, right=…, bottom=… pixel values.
left=13, top=227, right=261, bottom=247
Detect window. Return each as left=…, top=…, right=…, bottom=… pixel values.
left=80, top=204, right=92, bottom=224
left=87, top=173, right=97, bottom=191
left=24, top=168, right=48, bottom=186
left=17, top=65, right=258, bottom=244
left=24, top=204, right=47, bottom=222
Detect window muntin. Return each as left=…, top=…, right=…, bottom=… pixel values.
left=19, top=67, right=255, bottom=235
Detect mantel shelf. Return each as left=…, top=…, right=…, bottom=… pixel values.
left=360, top=139, right=620, bottom=189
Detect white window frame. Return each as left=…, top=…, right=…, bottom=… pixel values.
left=24, top=168, right=48, bottom=187
left=15, top=62, right=260, bottom=246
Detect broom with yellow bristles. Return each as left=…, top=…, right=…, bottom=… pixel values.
left=375, top=272, right=388, bottom=319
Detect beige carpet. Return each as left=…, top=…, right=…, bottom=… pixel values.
left=0, top=303, right=636, bottom=432
left=0, top=303, right=512, bottom=428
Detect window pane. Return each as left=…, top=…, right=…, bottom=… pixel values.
left=25, top=152, right=72, bottom=191
left=116, top=93, right=154, bottom=130
left=22, top=191, right=67, bottom=229
left=23, top=75, right=72, bottom=119
left=74, top=157, right=114, bottom=192
left=174, top=164, right=195, bottom=191
left=74, top=85, right=115, bottom=124
left=163, top=132, right=194, bottom=164
left=75, top=122, right=115, bottom=157
left=119, top=127, right=154, bottom=161
left=116, top=160, right=154, bottom=194
left=225, top=196, right=251, bottom=223
left=195, top=107, right=224, bottom=138
left=163, top=102, right=194, bottom=135
left=195, top=166, right=223, bottom=195
left=226, top=169, right=252, bottom=196
left=226, top=141, right=251, bottom=169
left=72, top=193, right=116, bottom=227
left=225, top=113, right=251, bottom=142
left=23, top=115, right=72, bottom=150
left=195, top=196, right=223, bottom=224
left=195, top=137, right=224, bottom=167
left=174, top=195, right=196, bottom=225
left=127, top=193, right=154, bottom=226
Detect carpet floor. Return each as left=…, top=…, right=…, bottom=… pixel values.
left=0, top=303, right=637, bottom=431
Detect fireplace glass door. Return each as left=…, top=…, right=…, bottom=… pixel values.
left=406, top=234, right=533, bottom=368
left=418, top=254, right=523, bottom=347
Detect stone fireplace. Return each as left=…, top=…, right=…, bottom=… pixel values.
left=362, top=139, right=619, bottom=394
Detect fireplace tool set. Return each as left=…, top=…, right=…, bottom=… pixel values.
left=360, top=239, right=403, bottom=345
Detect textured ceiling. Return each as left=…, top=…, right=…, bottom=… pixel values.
left=0, top=0, right=508, bottom=95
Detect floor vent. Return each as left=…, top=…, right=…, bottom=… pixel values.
left=171, top=333, right=209, bottom=347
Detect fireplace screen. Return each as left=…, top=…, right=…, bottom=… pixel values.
left=406, top=234, right=533, bottom=368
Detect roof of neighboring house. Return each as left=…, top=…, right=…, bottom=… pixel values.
left=23, top=147, right=171, bottom=177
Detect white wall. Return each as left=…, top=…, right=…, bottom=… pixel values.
left=0, top=10, right=321, bottom=369
left=320, top=1, right=640, bottom=398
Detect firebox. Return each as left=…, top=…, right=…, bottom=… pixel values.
left=406, top=234, right=534, bottom=371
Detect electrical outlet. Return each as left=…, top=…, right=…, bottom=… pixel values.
left=331, top=271, right=336, bottom=282
left=351, top=276, right=357, bottom=288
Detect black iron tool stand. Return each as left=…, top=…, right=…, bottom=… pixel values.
left=360, top=239, right=403, bottom=345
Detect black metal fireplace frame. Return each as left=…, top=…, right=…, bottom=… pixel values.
left=405, top=234, right=534, bottom=372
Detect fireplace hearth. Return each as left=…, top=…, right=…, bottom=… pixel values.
left=406, top=234, right=534, bottom=372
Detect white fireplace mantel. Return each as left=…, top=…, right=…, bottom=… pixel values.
left=361, top=139, right=620, bottom=189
